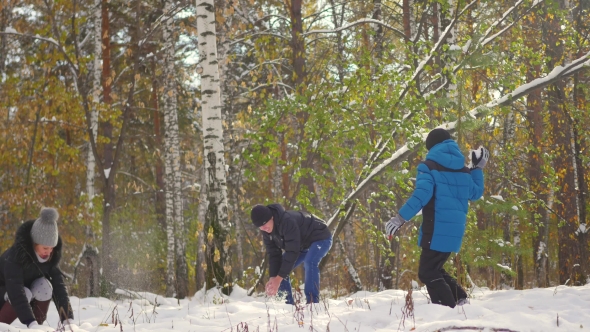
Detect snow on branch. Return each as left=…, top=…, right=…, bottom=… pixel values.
left=478, top=0, right=529, bottom=48
left=303, top=18, right=405, bottom=39
left=0, top=29, right=61, bottom=48
left=467, top=51, right=590, bottom=115
left=326, top=50, right=590, bottom=228
left=1, top=27, right=79, bottom=77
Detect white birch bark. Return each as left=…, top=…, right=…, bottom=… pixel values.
left=162, top=0, right=185, bottom=297
left=87, top=0, right=101, bottom=206
left=563, top=0, right=583, bottom=228
left=343, top=222, right=355, bottom=262
left=441, top=0, right=458, bottom=101
left=196, top=0, right=231, bottom=292
left=368, top=236, right=376, bottom=285
left=337, top=239, right=363, bottom=291
left=196, top=167, right=207, bottom=289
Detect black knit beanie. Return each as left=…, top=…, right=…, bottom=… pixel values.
left=251, top=204, right=272, bottom=227
left=425, top=128, right=451, bottom=150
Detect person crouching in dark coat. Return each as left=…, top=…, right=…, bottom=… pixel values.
left=0, top=207, right=74, bottom=329
left=251, top=203, right=333, bottom=305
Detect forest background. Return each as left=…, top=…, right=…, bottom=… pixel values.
left=0, top=0, right=589, bottom=300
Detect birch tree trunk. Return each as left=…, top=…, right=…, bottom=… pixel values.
left=82, top=0, right=100, bottom=297
left=87, top=0, right=101, bottom=207
left=0, top=1, right=10, bottom=76
left=442, top=0, right=458, bottom=102
left=196, top=167, right=207, bottom=290
left=196, top=0, right=232, bottom=295
left=500, top=110, right=517, bottom=289
left=337, top=239, right=362, bottom=292
left=372, top=0, right=383, bottom=59
left=163, top=0, right=188, bottom=298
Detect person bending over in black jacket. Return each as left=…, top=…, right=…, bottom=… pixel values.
left=251, top=203, right=332, bottom=305
left=0, top=207, right=74, bottom=330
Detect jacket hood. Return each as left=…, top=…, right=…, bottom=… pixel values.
left=267, top=203, right=285, bottom=215
left=13, top=220, right=63, bottom=268
left=425, top=139, right=466, bottom=170
left=267, top=204, right=286, bottom=223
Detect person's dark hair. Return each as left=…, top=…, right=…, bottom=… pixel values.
left=425, top=128, right=451, bottom=150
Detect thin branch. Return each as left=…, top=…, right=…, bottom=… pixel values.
left=117, top=171, right=152, bottom=188
left=394, top=0, right=478, bottom=110
left=303, top=18, right=406, bottom=40
left=241, top=82, right=295, bottom=95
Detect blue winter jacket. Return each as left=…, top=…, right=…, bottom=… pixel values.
left=398, top=139, right=484, bottom=253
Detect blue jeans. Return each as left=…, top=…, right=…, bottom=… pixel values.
left=278, top=236, right=333, bottom=304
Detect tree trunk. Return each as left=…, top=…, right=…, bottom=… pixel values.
left=0, top=1, right=10, bottom=75
left=162, top=0, right=188, bottom=299
left=196, top=0, right=232, bottom=295
left=569, top=1, right=589, bottom=279
left=152, top=58, right=166, bottom=230
left=402, top=0, right=413, bottom=40
left=573, top=49, right=589, bottom=278
left=286, top=0, right=318, bottom=210
left=328, top=0, right=345, bottom=84
left=87, top=0, right=101, bottom=208
left=289, top=0, right=305, bottom=93
left=100, top=0, right=115, bottom=285
left=196, top=167, right=207, bottom=290
left=372, top=0, right=383, bottom=59
left=337, top=239, right=362, bottom=292
left=98, top=0, right=141, bottom=290
left=543, top=0, right=582, bottom=285
left=523, top=9, right=549, bottom=287
left=441, top=0, right=458, bottom=104
left=500, top=110, right=517, bottom=289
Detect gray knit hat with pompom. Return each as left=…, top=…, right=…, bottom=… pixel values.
left=31, top=207, right=59, bottom=247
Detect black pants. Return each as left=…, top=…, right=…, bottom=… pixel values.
left=418, top=247, right=467, bottom=308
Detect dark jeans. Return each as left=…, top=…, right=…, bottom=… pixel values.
left=418, top=247, right=467, bottom=308
left=278, top=236, right=332, bottom=304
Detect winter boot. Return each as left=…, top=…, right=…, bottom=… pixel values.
left=425, top=279, right=456, bottom=308
left=456, top=298, right=469, bottom=306
left=32, top=299, right=51, bottom=324
left=441, top=269, right=468, bottom=302
left=0, top=301, right=17, bottom=324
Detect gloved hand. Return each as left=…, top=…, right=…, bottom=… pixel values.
left=470, top=147, right=489, bottom=169
left=28, top=321, right=56, bottom=331
left=385, top=215, right=406, bottom=240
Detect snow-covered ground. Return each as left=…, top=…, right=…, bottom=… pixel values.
left=3, top=284, right=589, bottom=331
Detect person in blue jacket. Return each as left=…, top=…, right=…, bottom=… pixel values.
left=384, top=128, right=488, bottom=308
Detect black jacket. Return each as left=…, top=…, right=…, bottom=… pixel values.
left=0, top=220, right=73, bottom=325
left=262, top=204, right=331, bottom=278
